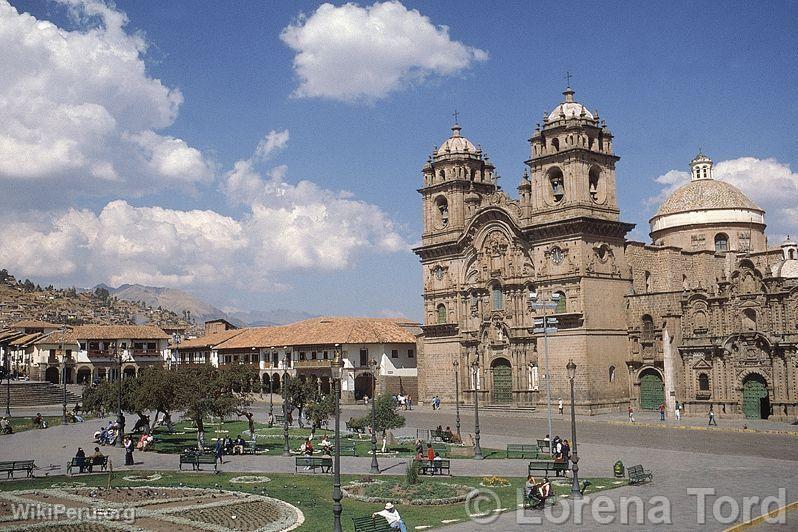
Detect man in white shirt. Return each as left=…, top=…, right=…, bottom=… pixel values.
left=373, top=502, right=407, bottom=532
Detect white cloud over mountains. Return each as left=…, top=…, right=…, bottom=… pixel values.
left=648, top=156, right=798, bottom=239
left=0, top=0, right=212, bottom=195
left=280, top=1, right=488, bottom=102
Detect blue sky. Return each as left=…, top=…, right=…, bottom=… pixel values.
left=1, top=0, right=797, bottom=321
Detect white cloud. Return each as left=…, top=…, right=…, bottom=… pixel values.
left=280, top=1, right=488, bottom=102
left=255, top=129, right=290, bottom=160
left=648, top=156, right=798, bottom=239
left=0, top=129, right=409, bottom=291
left=0, top=0, right=212, bottom=201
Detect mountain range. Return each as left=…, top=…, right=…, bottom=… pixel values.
left=94, top=283, right=314, bottom=327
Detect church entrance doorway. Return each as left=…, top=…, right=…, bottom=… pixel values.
left=639, top=370, right=664, bottom=410
left=742, top=375, right=769, bottom=419
left=491, top=358, right=512, bottom=404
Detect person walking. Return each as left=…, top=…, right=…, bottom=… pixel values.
left=628, top=405, right=635, bottom=423
left=708, top=406, right=717, bottom=426
left=674, top=400, right=681, bottom=421
left=658, top=403, right=666, bottom=421
left=558, top=398, right=564, bottom=415
left=372, top=502, right=407, bottom=532
left=407, top=395, right=412, bottom=411
left=123, top=436, right=134, bottom=465
left=215, top=438, right=224, bottom=464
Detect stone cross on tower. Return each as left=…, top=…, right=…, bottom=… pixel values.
left=564, top=71, right=573, bottom=87
left=452, top=109, right=459, bottom=123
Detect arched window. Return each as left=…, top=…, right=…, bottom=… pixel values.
left=742, top=308, right=757, bottom=331
left=698, top=373, right=710, bottom=391
left=547, top=167, right=565, bottom=202
left=641, top=315, right=654, bottom=342
left=609, top=365, right=616, bottom=383
left=714, top=233, right=729, bottom=252
left=588, top=166, right=601, bottom=201
left=644, top=271, right=652, bottom=293
left=789, top=249, right=795, bottom=260
left=682, top=274, right=688, bottom=290
left=492, top=285, right=503, bottom=310
left=435, top=196, right=449, bottom=227
left=436, top=304, right=447, bottom=324
left=554, top=291, right=566, bottom=313
left=438, top=169, right=445, bottom=181
left=551, top=138, right=560, bottom=152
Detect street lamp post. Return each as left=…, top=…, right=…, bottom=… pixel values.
left=5, top=349, right=10, bottom=416
left=472, top=357, right=482, bottom=460
left=566, top=359, right=581, bottom=498
left=368, top=358, right=380, bottom=474
left=331, top=345, right=344, bottom=532
left=529, top=290, right=560, bottom=454
left=60, top=326, right=67, bottom=424
left=268, top=347, right=275, bottom=422
left=282, top=350, right=290, bottom=457
left=115, top=341, right=125, bottom=447
left=452, top=360, right=461, bottom=437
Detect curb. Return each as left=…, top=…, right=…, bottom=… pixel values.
left=601, top=420, right=798, bottom=436
left=724, top=499, right=798, bottom=531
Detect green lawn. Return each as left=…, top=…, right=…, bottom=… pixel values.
left=4, top=414, right=94, bottom=434
left=0, top=470, right=622, bottom=531
left=152, top=420, right=513, bottom=458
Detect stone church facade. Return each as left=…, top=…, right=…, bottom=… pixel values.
left=414, top=87, right=798, bottom=420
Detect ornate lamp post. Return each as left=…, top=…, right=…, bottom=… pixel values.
left=566, top=359, right=581, bottom=498
left=282, top=350, right=290, bottom=457
left=331, top=345, right=344, bottom=532
left=472, top=357, right=482, bottom=460
left=529, top=289, right=560, bottom=453
left=5, top=348, right=10, bottom=416
left=112, top=341, right=125, bottom=447
left=60, top=326, right=68, bottom=424
left=452, top=360, right=461, bottom=436
left=368, top=358, right=380, bottom=474
left=268, top=347, right=274, bottom=422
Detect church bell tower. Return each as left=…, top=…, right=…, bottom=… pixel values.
left=525, top=86, right=620, bottom=223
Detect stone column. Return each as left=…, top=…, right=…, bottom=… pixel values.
left=662, top=326, right=676, bottom=415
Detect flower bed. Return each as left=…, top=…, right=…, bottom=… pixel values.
left=342, top=480, right=474, bottom=506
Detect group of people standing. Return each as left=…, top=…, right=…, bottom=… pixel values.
left=543, top=434, right=571, bottom=476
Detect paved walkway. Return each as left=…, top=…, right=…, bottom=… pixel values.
left=1, top=405, right=796, bottom=531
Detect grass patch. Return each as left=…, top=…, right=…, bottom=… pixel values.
left=3, top=414, right=95, bottom=434
left=0, top=471, right=620, bottom=531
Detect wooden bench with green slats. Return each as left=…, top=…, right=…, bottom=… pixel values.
left=66, top=456, right=108, bottom=474
left=416, top=458, right=451, bottom=475
left=431, top=442, right=448, bottom=458
left=536, top=439, right=551, bottom=453
left=179, top=451, right=217, bottom=472
left=627, top=464, right=653, bottom=484
left=352, top=515, right=393, bottom=532
left=527, top=460, right=568, bottom=476
left=507, top=444, right=541, bottom=459
left=295, top=456, right=332, bottom=473
left=335, top=441, right=357, bottom=456
left=0, top=460, right=35, bottom=478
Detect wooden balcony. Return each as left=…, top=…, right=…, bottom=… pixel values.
left=294, top=359, right=332, bottom=369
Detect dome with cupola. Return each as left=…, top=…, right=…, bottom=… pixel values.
left=772, top=236, right=798, bottom=278
left=650, top=152, right=767, bottom=252
left=435, top=123, right=478, bottom=158
left=547, top=86, right=594, bottom=121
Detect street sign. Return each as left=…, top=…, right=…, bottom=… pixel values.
left=530, top=302, right=558, bottom=310
left=533, top=327, right=558, bottom=334
left=534, top=318, right=558, bottom=327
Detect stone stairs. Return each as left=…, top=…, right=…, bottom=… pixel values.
left=1, top=381, right=83, bottom=407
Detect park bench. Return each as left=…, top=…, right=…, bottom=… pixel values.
left=274, top=414, right=285, bottom=425
left=431, top=429, right=454, bottom=443
left=345, top=421, right=366, bottom=435
left=179, top=452, right=217, bottom=472
left=242, top=440, right=258, bottom=454
left=627, top=464, right=653, bottom=484
left=66, top=456, right=108, bottom=474
left=352, top=515, right=393, bottom=532
left=416, top=458, right=451, bottom=476
left=0, top=460, right=35, bottom=479
left=295, top=456, right=332, bottom=473
left=335, top=441, right=357, bottom=456
left=536, top=439, right=551, bottom=453
left=431, top=442, right=448, bottom=458
left=527, top=460, right=568, bottom=476
left=506, top=444, right=541, bottom=459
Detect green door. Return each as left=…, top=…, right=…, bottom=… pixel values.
left=742, top=378, right=768, bottom=419
left=640, top=373, right=664, bottom=410
left=492, top=365, right=512, bottom=404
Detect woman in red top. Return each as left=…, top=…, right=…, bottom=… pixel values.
left=426, top=443, right=435, bottom=461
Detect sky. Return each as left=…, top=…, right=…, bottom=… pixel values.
left=1, top=0, right=796, bottom=321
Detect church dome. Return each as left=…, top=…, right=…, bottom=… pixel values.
left=436, top=124, right=477, bottom=157
left=548, top=86, right=594, bottom=121
left=653, top=178, right=762, bottom=217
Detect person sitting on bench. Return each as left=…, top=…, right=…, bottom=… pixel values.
left=232, top=435, right=246, bottom=455
left=1, top=416, right=12, bottom=434
left=433, top=452, right=443, bottom=474
left=372, top=502, right=407, bottom=532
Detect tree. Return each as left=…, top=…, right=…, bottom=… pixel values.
left=134, top=366, right=182, bottom=430
left=356, top=394, right=406, bottom=434
left=81, top=378, right=139, bottom=416
left=176, top=364, right=258, bottom=447
left=304, top=393, right=335, bottom=429
left=283, top=377, right=323, bottom=427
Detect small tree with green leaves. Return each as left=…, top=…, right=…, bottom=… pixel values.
left=356, top=394, right=406, bottom=435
